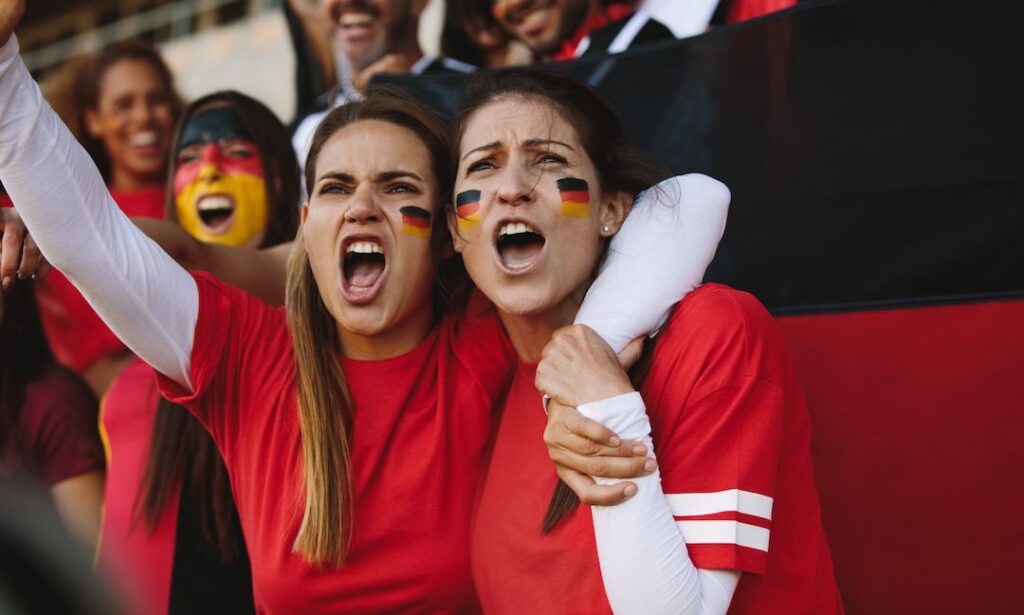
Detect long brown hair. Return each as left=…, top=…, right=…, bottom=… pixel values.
left=287, top=89, right=454, bottom=566
left=71, top=41, right=184, bottom=183
left=454, top=69, right=668, bottom=532
left=135, top=92, right=301, bottom=560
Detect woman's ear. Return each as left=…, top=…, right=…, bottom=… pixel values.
left=447, top=214, right=467, bottom=253
left=84, top=109, right=104, bottom=139
left=599, top=190, right=633, bottom=236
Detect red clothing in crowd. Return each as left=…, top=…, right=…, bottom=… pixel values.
left=158, top=274, right=515, bottom=614
left=1, top=369, right=103, bottom=485
left=725, top=0, right=797, bottom=23
left=471, top=284, right=842, bottom=614
left=32, top=187, right=165, bottom=374
left=554, top=1, right=635, bottom=60
left=97, top=359, right=178, bottom=615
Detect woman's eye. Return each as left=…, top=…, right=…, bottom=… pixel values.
left=225, top=146, right=254, bottom=159
left=467, top=159, right=495, bottom=173
left=319, top=183, right=347, bottom=195
left=539, top=153, right=567, bottom=165
left=388, top=183, right=418, bottom=194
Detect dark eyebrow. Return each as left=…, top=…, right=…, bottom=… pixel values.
left=315, top=171, right=354, bottom=185
left=461, top=138, right=575, bottom=162
left=523, top=139, right=574, bottom=151
left=377, top=170, right=423, bottom=182
left=462, top=141, right=500, bottom=161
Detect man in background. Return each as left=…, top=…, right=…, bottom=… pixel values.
left=291, top=0, right=474, bottom=170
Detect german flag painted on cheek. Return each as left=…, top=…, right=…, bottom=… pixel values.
left=400, top=206, right=432, bottom=238
left=456, top=190, right=482, bottom=232
left=557, top=178, right=590, bottom=218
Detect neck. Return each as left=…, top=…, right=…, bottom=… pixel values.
left=109, top=167, right=162, bottom=193
left=498, top=287, right=587, bottom=363
left=336, top=305, right=433, bottom=361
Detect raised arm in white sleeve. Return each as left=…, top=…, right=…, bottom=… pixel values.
left=575, top=173, right=730, bottom=353
left=579, top=393, right=740, bottom=615
left=571, top=174, right=738, bottom=614
left=0, top=36, right=196, bottom=389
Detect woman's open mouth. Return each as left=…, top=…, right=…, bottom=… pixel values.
left=494, top=221, right=545, bottom=275
left=341, top=237, right=388, bottom=304
left=196, top=194, right=236, bottom=234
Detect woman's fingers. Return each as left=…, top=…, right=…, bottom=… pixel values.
left=549, top=447, right=656, bottom=479
left=616, top=336, right=645, bottom=370
left=18, top=232, right=43, bottom=279
left=0, top=215, right=26, bottom=289
left=557, top=467, right=638, bottom=506
left=545, top=401, right=620, bottom=447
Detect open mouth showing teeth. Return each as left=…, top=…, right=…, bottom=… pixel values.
left=343, top=240, right=386, bottom=291
left=338, top=12, right=375, bottom=28
left=197, top=195, right=235, bottom=232
left=496, top=222, right=545, bottom=271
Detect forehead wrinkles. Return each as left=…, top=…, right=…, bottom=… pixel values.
left=462, top=98, right=575, bottom=156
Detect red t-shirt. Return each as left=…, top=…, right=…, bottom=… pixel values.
left=471, top=284, right=843, bottom=614
left=96, top=358, right=178, bottom=615
left=158, top=273, right=515, bottom=614
left=32, top=187, right=165, bottom=374
left=1, top=369, right=103, bottom=485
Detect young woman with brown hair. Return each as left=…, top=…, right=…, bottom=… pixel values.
left=97, top=91, right=299, bottom=615
left=455, top=70, right=842, bottom=614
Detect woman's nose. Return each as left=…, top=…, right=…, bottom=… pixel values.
left=344, top=191, right=382, bottom=224
left=494, top=165, right=535, bottom=207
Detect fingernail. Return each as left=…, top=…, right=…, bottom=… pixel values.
left=2, top=276, right=10, bottom=290
left=632, top=445, right=646, bottom=456
left=608, top=436, right=621, bottom=446
left=643, top=459, right=657, bottom=472
left=623, top=484, right=638, bottom=498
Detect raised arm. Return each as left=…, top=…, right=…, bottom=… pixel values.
left=0, top=33, right=196, bottom=388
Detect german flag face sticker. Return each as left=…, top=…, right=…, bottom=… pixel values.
left=557, top=178, right=590, bottom=218
left=400, top=206, right=431, bottom=238
left=456, top=190, right=482, bottom=232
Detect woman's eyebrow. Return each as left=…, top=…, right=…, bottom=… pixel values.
left=523, top=139, right=574, bottom=151
left=315, top=171, right=354, bottom=184
left=377, top=171, right=423, bottom=182
left=462, top=141, right=500, bottom=161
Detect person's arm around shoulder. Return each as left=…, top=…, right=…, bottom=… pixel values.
left=538, top=325, right=740, bottom=615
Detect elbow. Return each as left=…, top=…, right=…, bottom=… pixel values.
left=676, top=173, right=731, bottom=219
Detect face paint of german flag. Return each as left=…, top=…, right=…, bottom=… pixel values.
left=400, top=206, right=431, bottom=238
left=557, top=178, right=590, bottom=218
left=456, top=190, right=482, bottom=232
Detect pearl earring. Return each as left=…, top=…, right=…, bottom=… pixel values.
left=601, top=225, right=610, bottom=233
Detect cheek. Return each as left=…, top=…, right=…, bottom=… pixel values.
left=173, top=164, right=199, bottom=196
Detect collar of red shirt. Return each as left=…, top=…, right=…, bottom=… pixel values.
left=553, top=1, right=636, bottom=61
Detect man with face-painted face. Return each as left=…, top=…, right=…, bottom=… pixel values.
left=291, top=0, right=475, bottom=174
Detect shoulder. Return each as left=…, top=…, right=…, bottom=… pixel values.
left=652, top=284, right=787, bottom=385
left=419, top=56, right=477, bottom=75
left=23, top=370, right=97, bottom=424
left=584, top=11, right=675, bottom=56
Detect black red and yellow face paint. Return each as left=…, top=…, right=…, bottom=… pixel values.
left=557, top=178, right=590, bottom=218
left=400, top=206, right=432, bottom=238
left=456, top=190, right=482, bottom=232
left=173, top=106, right=268, bottom=248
